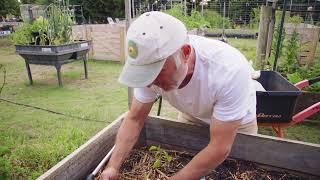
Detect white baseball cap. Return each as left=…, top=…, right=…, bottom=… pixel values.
left=118, top=11, right=188, bottom=88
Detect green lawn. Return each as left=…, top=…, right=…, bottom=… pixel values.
left=0, top=39, right=129, bottom=179
left=0, top=37, right=319, bottom=179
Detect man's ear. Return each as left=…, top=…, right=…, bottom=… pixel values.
left=181, top=44, right=191, bottom=61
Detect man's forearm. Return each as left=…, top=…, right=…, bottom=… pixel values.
left=171, top=144, right=228, bottom=180
left=107, top=117, right=144, bottom=170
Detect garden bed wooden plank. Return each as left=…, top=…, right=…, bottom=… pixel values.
left=145, top=116, right=320, bottom=177
left=39, top=114, right=320, bottom=179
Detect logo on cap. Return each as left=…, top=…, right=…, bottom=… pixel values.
left=128, top=40, right=138, bottom=59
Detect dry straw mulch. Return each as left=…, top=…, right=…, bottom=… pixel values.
left=117, top=146, right=304, bottom=180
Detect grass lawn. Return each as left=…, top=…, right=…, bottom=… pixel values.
left=0, top=37, right=319, bottom=179
left=0, top=38, right=130, bottom=179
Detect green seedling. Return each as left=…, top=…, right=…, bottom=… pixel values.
left=149, top=146, right=173, bottom=169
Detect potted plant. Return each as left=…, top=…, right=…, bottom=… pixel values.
left=11, top=0, right=91, bottom=86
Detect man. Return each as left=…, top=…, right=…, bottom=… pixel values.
left=102, top=11, right=258, bottom=180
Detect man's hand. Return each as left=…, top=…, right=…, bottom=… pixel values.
left=171, top=118, right=241, bottom=180
left=100, top=167, right=118, bottom=180
left=103, top=97, right=153, bottom=179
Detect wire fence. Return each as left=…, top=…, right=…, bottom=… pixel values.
left=132, top=0, right=320, bottom=30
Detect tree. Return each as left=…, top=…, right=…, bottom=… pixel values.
left=22, top=0, right=125, bottom=23
left=69, top=0, right=125, bottom=22
left=0, top=0, right=20, bottom=17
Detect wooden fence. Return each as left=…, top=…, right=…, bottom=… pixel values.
left=72, top=24, right=126, bottom=63
left=285, top=23, right=320, bottom=65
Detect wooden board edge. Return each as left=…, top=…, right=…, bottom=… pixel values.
left=145, top=115, right=320, bottom=176
left=37, top=112, right=128, bottom=180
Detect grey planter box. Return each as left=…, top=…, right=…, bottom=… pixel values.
left=15, top=40, right=92, bottom=86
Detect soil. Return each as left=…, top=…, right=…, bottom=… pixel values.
left=98, top=146, right=306, bottom=180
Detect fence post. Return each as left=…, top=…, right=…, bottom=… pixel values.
left=126, top=0, right=133, bottom=109
left=255, top=5, right=272, bottom=70
left=265, top=2, right=276, bottom=64
left=120, top=26, right=126, bottom=64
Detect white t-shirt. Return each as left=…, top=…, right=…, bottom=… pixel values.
left=134, top=35, right=257, bottom=125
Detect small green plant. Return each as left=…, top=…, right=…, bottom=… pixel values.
left=11, top=23, right=33, bottom=45
left=297, top=62, right=320, bottom=92
left=287, top=15, right=303, bottom=25
left=268, top=23, right=286, bottom=67
left=284, top=30, right=300, bottom=74
left=149, top=146, right=173, bottom=169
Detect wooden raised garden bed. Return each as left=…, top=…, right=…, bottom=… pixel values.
left=37, top=112, right=320, bottom=180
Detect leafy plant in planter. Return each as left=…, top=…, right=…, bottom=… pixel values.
left=45, top=0, right=74, bottom=45
left=11, top=0, right=73, bottom=45
left=11, top=0, right=91, bottom=86
left=11, top=23, right=32, bottom=45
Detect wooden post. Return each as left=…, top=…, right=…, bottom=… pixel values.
left=119, top=26, right=126, bottom=64
left=89, top=26, right=94, bottom=59
left=132, top=0, right=135, bottom=18
left=255, top=6, right=272, bottom=70
left=265, top=2, right=276, bottom=63
left=125, top=0, right=133, bottom=109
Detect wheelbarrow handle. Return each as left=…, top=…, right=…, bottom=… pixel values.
left=292, top=102, right=320, bottom=124
left=295, top=76, right=320, bottom=89
left=309, top=76, right=320, bottom=85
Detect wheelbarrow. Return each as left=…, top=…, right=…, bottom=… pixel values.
left=156, top=71, right=320, bottom=138
left=257, top=71, right=320, bottom=138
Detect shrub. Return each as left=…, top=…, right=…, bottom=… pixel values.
left=203, top=10, right=232, bottom=29
left=164, top=4, right=210, bottom=30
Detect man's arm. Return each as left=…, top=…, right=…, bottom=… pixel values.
left=170, top=118, right=241, bottom=180
left=102, top=97, right=153, bottom=178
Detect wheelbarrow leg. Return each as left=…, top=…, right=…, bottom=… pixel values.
left=25, top=60, right=33, bottom=85
left=272, top=126, right=284, bottom=138
left=55, top=64, right=63, bottom=87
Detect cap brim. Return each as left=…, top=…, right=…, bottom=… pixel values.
left=118, top=59, right=166, bottom=88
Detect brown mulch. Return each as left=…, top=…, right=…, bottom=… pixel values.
left=99, top=146, right=306, bottom=180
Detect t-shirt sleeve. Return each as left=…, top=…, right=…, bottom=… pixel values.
left=213, top=67, right=251, bottom=121
left=134, top=87, right=158, bottom=103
